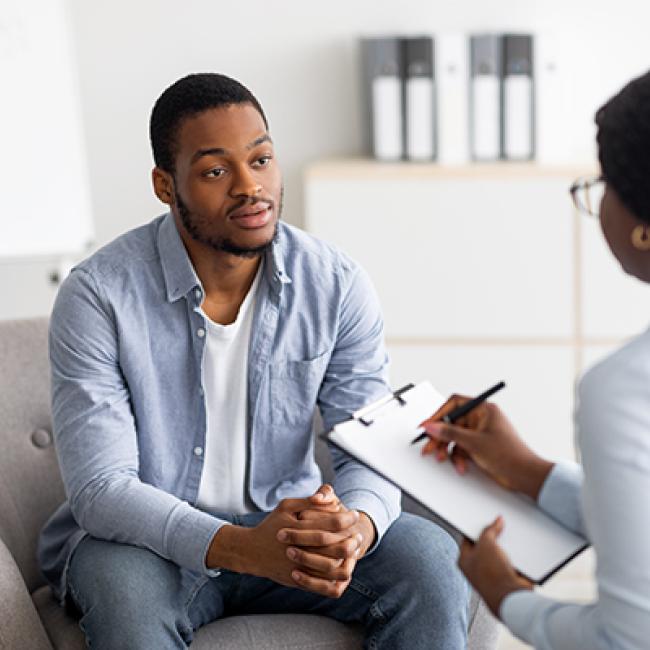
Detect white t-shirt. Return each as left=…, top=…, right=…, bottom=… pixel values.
left=195, top=264, right=262, bottom=515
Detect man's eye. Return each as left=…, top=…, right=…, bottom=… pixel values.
left=205, top=168, right=225, bottom=178
left=256, top=156, right=272, bottom=166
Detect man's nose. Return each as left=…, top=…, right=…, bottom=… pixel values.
left=230, top=165, right=262, bottom=199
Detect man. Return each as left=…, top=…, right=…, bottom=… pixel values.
left=38, top=73, right=468, bottom=648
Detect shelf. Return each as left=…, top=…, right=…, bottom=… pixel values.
left=304, top=157, right=597, bottom=181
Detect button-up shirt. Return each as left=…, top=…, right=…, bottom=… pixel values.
left=38, top=213, right=401, bottom=600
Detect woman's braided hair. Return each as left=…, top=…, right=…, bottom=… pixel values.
left=596, top=70, right=650, bottom=225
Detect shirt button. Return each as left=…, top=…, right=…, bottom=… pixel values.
left=194, top=446, right=203, bottom=457
left=195, top=288, right=202, bottom=300
left=197, top=327, right=206, bottom=338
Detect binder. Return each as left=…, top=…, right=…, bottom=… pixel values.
left=361, top=37, right=404, bottom=161
left=323, top=381, right=589, bottom=584
left=534, top=33, right=571, bottom=164
left=436, top=32, right=470, bottom=165
left=470, top=35, right=502, bottom=161
left=403, top=36, right=436, bottom=161
left=503, top=34, right=534, bottom=160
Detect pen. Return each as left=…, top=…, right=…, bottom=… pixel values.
left=410, top=381, right=506, bottom=445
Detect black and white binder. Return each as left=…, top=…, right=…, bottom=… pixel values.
left=403, top=36, right=436, bottom=161
left=361, top=37, right=404, bottom=161
left=470, top=34, right=502, bottom=161
left=323, top=381, right=589, bottom=584
left=436, top=32, right=469, bottom=165
left=503, top=34, right=534, bottom=160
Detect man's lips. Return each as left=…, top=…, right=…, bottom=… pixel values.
left=229, top=203, right=273, bottom=229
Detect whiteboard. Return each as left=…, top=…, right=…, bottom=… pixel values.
left=0, top=0, right=93, bottom=258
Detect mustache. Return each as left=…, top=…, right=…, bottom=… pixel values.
left=226, top=196, right=274, bottom=217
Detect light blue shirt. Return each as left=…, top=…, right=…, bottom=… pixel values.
left=501, top=327, right=650, bottom=649
left=38, top=213, right=401, bottom=601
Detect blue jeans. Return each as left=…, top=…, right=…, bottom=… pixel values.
left=66, top=512, right=469, bottom=649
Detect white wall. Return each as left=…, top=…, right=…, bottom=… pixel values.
left=2, top=0, right=650, bottom=316
left=67, top=0, right=650, bottom=245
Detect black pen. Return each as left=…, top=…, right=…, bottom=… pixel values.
left=410, top=381, right=506, bottom=445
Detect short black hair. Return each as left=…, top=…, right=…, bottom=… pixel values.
left=149, top=73, right=268, bottom=173
left=596, top=70, right=650, bottom=225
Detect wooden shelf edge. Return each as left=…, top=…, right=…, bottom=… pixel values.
left=304, top=158, right=597, bottom=181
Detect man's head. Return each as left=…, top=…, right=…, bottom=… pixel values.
left=150, top=73, right=281, bottom=258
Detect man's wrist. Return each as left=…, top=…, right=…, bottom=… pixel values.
left=357, top=511, right=377, bottom=554
left=206, top=523, right=251, bottom=573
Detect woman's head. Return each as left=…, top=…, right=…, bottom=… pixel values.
left=595, top=70, right=650, bottom=282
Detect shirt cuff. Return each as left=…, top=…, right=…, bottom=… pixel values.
left=500, top=589, right=547, bottom=644
left=538, top=460, right=583, bottom=508
left=537, top=460, right=585, bottom=534
left=339, top=489, right=399, bottom=555
left=166, top=503, right=228, bottom=576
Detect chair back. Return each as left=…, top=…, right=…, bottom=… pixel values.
left=0, top=318, right=65, bottom=592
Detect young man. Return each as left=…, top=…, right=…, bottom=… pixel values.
left=38, top=73, right=468, bottom=648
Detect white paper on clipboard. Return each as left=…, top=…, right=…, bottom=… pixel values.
left=325, top=381, right=588, bottom=584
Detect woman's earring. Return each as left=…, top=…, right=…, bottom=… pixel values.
left=631, top=225, right=650, bottom=251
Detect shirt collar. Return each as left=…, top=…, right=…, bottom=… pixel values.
left=264, top=224, right=292, bottom=293
left=158, top=213, right=292, bottom=303
left=158, top=213, right=202, bottom=303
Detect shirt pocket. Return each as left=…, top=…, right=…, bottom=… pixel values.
left=269, top=351, right=330, bottom=431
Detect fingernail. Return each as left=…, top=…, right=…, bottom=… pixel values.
left=287, top=547, right=297, bottom=560
left=292, top=570, right=301, bottom=582
left=356, top=533, right=363, bottom=544
left=277, top=531, right=288, bottom=542
left=427, top=422, right=442, bottom=434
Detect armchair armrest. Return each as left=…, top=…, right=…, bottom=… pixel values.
left=0, top=536, right=52, bottom=650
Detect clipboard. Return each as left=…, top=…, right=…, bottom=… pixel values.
left=321, top=381, right=589, bottom=584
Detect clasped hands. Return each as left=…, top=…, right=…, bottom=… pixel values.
left=243, top=484, right=375, bottom=599
left=281, top=484, right=375, bottom=598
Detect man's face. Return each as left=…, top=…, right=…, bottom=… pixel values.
left=169, top=103, right=282, bottom=257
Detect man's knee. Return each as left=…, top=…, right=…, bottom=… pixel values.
left=67, top=536, right=191, bottom=641
left=375, top=513, right=468, bottom=606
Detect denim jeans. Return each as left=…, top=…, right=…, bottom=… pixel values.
left=66, top=512, right=469, bottom=649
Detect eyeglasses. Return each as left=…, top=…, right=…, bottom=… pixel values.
left=569, top=175, right=605, bottom=217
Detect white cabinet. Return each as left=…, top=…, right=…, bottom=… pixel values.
left=306, top=169, right=574, bottom=339
left=305, top=159, right=649, bottom=462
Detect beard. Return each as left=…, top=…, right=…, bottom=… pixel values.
left=175, top=188, right=282, bottom=258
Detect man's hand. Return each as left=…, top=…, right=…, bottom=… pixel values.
left=207, top=495, right=361, bottom=597
left=276, top=484, right=376, bottom=598
left=458, top=517, right=533, bottom=618
left=420, top=396, right=554, bottom=500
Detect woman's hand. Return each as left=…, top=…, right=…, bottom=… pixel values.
left=459, top=517, right=533, bottom=618
left=420, top=396, right=554, bottom=500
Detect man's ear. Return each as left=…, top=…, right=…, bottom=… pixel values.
left=152, top=167, right=174, bottom=205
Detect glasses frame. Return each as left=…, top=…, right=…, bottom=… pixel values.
left=569, top=175, right=605, bottom=217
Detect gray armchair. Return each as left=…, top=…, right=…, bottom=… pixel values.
left=0, top=317, right=499, bottom=649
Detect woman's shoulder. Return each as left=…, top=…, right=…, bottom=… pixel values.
left=581, top=327, right=650, bottom=391
left=578, top=327, right=650, bottom=444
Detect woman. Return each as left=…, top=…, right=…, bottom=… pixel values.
left=421, top=70, right=650, bottom=649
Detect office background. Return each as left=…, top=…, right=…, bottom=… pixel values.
left=2, top=1, right=650, bottom=647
